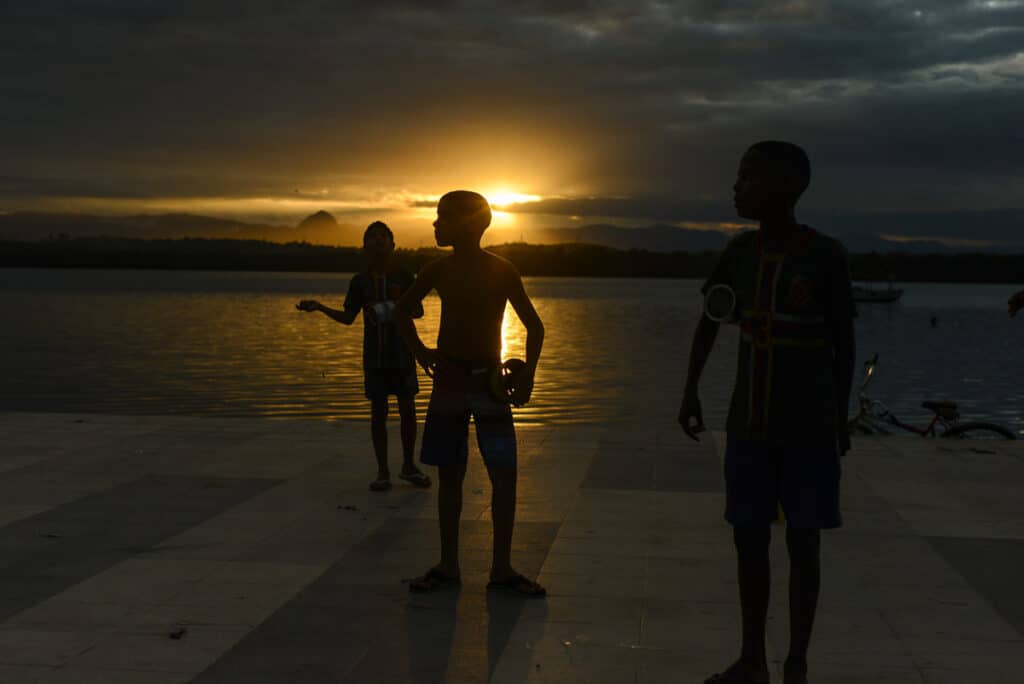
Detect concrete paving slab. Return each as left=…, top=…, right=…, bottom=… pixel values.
left=0, top=412, right=1022, bottom=682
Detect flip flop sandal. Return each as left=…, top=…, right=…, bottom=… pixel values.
left=408, top=567, right=460, bottom=593
left=398, top=472, right=432, bottom=488
left=704, top=665, right=770, bottom=684
left=486, top=572, right=546, bottom=598
left=369, top=478, right=392, bottom=492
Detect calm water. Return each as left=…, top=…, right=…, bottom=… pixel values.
left=1, top=269, right=1021, bottom=434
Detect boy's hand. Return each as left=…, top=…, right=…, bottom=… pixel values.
left=415, top=347, right=440, bottom=377
left=1008, top=289, right=1024, bottom=317
left=509, top=367, right=535, bottom=407
left=678, top=393, right=705, bottom=441
left=296, top=300, right=321, bottom=312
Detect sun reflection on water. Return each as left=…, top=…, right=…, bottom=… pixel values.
left=500, top=302, right=527, bottom=363
left=3, top=271, right=1021, bottom=434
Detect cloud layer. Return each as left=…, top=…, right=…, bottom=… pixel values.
left=2, top=1, right=1022, bottom=234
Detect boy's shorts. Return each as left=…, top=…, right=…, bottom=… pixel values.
left=420, top=361, right=517, bottom=470
left=364, top=368, right=419, bottom=400
left=724, top=436, right=842, bottom=529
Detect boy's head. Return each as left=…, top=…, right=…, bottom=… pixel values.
left=433, top=191, right=492, bottom=247
left=363, top=221, right=395, bottom=257
left=733, top=140, right=811, bottom=221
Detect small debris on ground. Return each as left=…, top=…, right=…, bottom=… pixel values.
left=168, top=627, right=187, bottom=640
left=338, top=505, right=359, bottom=511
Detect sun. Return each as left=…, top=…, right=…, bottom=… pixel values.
left=486, top=189, right=542, bottom=209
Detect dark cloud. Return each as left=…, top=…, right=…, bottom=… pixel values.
left=1, top=1, right=1022, bottom=237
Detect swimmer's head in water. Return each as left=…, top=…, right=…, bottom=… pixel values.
left=733, top=140, right=810, bottom=221
left=433, top=191, right=492, bottom=247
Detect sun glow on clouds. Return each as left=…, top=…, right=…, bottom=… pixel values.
left=24, top=186, right=550, bottom=228
left=485, top=190, right=542, bottom=209
left=406, top=189, right=543, bottom=228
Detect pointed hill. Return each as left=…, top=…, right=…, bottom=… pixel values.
left=292, top=211, right=360, bottom=246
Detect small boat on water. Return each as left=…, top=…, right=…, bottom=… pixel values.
left=852, top=278, right=903, bottom=303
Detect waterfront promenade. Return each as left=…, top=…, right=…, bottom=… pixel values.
left=0, top=411, right=1022, bottom=682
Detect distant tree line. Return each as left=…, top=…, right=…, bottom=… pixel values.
left=0, top=236, right=1021, bottom=283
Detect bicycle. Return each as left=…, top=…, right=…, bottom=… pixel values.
left=848, top=353, right=1017, bottom=440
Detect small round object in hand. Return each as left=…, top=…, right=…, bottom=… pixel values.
left=704, top=284, right=738, bottom=323
left=488, top=359, right=528, bottom=406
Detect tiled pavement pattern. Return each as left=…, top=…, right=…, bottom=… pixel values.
left=0, top=412, right=1022, bottom=682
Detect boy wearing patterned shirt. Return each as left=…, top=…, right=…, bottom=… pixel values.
left=679, top=141, right=856, bottom=684
left=298, top=221, right=431, bottom=492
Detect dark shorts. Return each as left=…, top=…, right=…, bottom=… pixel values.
left=364, top=367, right=419, bottom=400
left=420, top=386, right=517, bottom=470
left=724, top=436, right=842, bottom=529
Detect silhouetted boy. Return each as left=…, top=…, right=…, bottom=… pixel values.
left=298, top=221, right=431, bottom=492
left=395, top=190, right=546, bottom=596
left=679, top=141, right=856, bottom=684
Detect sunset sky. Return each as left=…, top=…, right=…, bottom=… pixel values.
left=1, top=2, right=1023, bottom=246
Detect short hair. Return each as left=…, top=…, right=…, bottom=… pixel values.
left=747, top=140, right=811, bottom=197
left=363, top=221, right=394, bottom=244
left=439, top=190, right=492, bottom=232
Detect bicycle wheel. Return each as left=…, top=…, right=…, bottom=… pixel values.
left=943, top=422, right=1018, bottom=440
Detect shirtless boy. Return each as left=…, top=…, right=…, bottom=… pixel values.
left=395, top=190, right=546, bottom=596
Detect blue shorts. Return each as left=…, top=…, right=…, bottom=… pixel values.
left=364, top=368, right=419, bottom=400
left=724, top=437, right=842, bottom=529
left=420, top=388, right=517, bottom=470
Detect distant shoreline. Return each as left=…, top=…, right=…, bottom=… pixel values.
left=2, top=237, right=1023, bottom=284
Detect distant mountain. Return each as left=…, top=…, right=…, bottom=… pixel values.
left=0, top=210, right=362, bottom=246
left=835, top=233, right=956, bottom=254
left=292, top=210, right=361, bottom=245
left=529, top=223, right=940, bottom=254
left=811, top=208, right=1024, bottom=254
left=297, top=210, right=337, bottom=231
left=0, top=211, right=279, bottom=242
left=533, top=222, right=1021, bottom=254
left=532, top=224, right=731, bottom=252
left=0, top=212, right=275, bottom=241
left=2, top=209, right=1021, bottom=254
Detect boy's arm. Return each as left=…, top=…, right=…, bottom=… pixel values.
left=679, top=315, right=720, bottom=440
left=407, top=272, right=425, bottom=319
left=318, top=303, right=359, bottom=325
left=679, top=237, right=736, bottom=440
left=395, top=261, right=441, bottom=373
left=295, top=300, right=358, bottom=325
left=506, top=266, right=544, bottom=405
left=828, top=244, right=857, bottom=454
left=298, top=275, right=362, bottom=324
